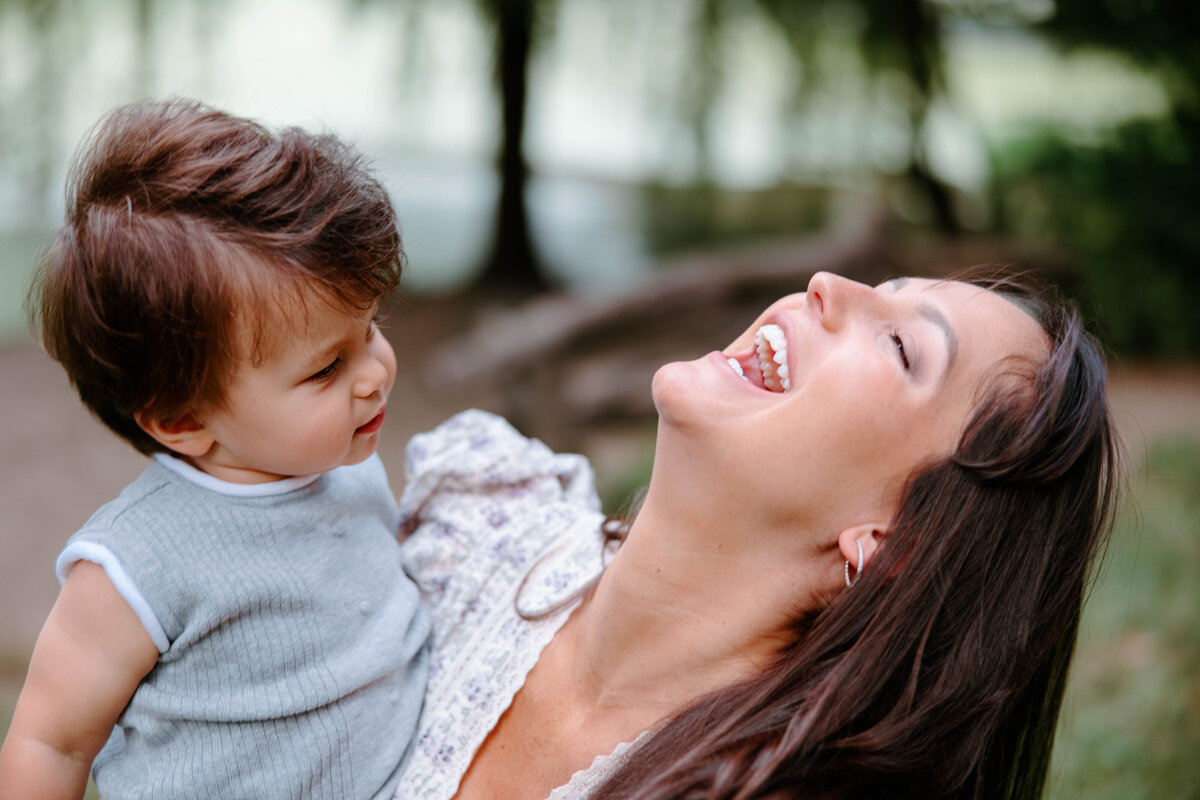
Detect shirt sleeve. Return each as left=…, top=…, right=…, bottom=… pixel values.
left=56, top=541, right=171, bottom=653
left=396, top=409, right=602, bottom=597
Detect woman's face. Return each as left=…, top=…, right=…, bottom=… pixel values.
left=650, top=272, right=1049, bottom=534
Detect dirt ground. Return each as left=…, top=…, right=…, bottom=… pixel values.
left=2, top=305, right=1198, bottom=679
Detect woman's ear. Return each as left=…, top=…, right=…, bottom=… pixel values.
left=135, top=411, right=215, bottom=458
left=837, top=523, right=891, bottom=575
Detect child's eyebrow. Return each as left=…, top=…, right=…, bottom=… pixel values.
left=295, top=335, right=344, bottom=370
left=298, top=312, right=374, bottom=367
left=291, top=309, right=374, bottom=367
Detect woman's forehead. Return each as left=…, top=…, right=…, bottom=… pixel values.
left=886, top=276, right=1019, bottom=315
left=888, top=277, right=1049, bottom=367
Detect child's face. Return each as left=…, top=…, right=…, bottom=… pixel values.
left=194, top=296, right=397, bottom=484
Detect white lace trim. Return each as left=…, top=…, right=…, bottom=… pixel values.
left=548, top=731, right=653, bottom=800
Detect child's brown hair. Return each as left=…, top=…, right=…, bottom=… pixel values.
left=28, top=99, right=404, bottom=455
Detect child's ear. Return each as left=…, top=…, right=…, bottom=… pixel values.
left=135, top=411, right=215, bottom=458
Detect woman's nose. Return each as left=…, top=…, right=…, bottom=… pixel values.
left=806, top=271, right=874, bottom=331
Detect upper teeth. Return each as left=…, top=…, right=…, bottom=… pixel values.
left=754, top=324, right=790, bottom=392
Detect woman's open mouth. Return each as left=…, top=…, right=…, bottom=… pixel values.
left=726, top=323, right=790, bottom=393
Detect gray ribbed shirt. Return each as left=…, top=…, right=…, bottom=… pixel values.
left=55, top=453, right=431, bottom=800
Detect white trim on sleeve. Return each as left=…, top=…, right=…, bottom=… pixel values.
left=55, top=542, right=171, bottom=654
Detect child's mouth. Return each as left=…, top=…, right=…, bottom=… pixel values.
left=356, top=409, right=386, bottom=435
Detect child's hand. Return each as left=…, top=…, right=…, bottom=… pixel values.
left=0, top=562, right=159, bottom=799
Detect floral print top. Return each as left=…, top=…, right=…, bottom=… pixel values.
left=393, top=410, right=641, bottom=799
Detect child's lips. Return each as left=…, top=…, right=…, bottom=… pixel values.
left=356, top=408, right=386, bottom=435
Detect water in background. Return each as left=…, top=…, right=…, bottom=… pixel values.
left=0, top=0, right=1167, bottom=344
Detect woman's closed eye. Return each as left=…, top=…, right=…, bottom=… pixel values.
left=891, top=329, right=911, bottom=370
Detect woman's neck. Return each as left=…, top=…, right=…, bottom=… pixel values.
left=561, top=496, right=832, bottom=724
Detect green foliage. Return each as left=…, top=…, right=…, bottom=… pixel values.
left=1048, top=437, right=1200, bottom=799
left=989, top=116, right=1200, bottom=357
left=1036, top=0, right=1200, bottom=111
left=596, top=435, right=656, bottom=518
left=996, top=0, right=1200, bottom=359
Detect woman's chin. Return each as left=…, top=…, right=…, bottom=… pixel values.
left=651, top=360, right=696, bottom=416
left=651, top=356, right=731, bottom=428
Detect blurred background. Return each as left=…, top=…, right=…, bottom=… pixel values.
left=1, top=0, right=1197, bottom=797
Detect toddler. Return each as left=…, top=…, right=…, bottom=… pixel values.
left=0, top=100, right=431, bottom=799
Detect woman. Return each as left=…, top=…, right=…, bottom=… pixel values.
left=394, top=271, right=1116, bottom=800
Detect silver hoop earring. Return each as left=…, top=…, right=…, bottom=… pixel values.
left=844, top=538, right=864, bottom=588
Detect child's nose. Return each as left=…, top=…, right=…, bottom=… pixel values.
left=355, top=354, right=389, bottom=398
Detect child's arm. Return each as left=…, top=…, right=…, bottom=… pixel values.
left=0, top=562, right=159, bottom=799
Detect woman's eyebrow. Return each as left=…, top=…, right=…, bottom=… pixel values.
left=877, top=278, right=956, bottom=376
left=917, top=301, right=958, bottom=376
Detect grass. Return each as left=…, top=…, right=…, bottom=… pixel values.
left=1047, top=437, right=1200, bottom=799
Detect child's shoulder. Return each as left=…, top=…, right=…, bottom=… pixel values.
left=76, top=459, right=178, bottom=531
left=70, top=453, right=394, bottom=545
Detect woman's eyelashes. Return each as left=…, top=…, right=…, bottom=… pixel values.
left=890, top=329, right=912, bottom=371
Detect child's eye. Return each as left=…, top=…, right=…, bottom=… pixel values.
left=306, top=359, right=341, bottom=382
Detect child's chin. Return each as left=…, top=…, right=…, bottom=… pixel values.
left=342, top=444, right=378, bottom=467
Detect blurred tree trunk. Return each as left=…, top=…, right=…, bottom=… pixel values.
left=756, top=0, right=960, bottom=234
left=907, top=157, right=958, bottom=235
left=887, top=0, right=959, bottom=235
left=476, top=0, right=549, bottom=293
left=133, top=0, right=154, bottom=98
left=24, top=0, right=68, bottom=226
left=688, top=0, right=722, bottom=181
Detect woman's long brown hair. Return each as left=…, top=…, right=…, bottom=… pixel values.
left=595, top=277, right=1118, bottom=800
